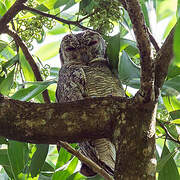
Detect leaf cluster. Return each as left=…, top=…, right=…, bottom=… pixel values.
left=79, top=0, right=123, bottom=34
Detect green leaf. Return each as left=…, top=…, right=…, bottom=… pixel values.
left=38, top=174, right=52, bottom=180
left=156, top=0, right=177, bottom=21
left=173, top=18, right=180, bottom=66
left=61, top=0, right=76, bottom=12
left=106, top=33, right=120, bottom=70
left=0, top=1, right=7, bottom=16
left=37, top=0, right=57, bottom=9
left=3, top=166, right=14, bottom=179
left=67, top=172, right=85, bottom=180
left=163, top=75, right=180, bottom=94
left=41, top=161, right=55, bottom=176
left=0, top=40, right=8, bottom=52
left=0, top=137, right=8, bottom=144
left=8, top=141, right=26, bottom=179
left=177, top=0, right=180, bottom=18
left=163, top=96, right=180, bottom=112
left=171, top=119, right=180, bottom=124
left=52, top=157, right=78, bottom=180
left=19, top=49, right=35, bottom=82
left=167, top=63, right=180, bottom=79
left=35, top=41, right=59, bottom=61
left=157, top=145, right=178, bottom=172
left=163, top=14, right=177, bottom=39
left=0, top=69, right=14, bottom=95
left=30, top=144, right=49, bottom=178
left=164, top=123, right=179, bottom=139
left=169, top=110, right=180, bottom=120
left=55, top=147, right=72, bottom=169
left=167, top=140, right=180, bottom=166
left=118, top=51, right=140, bottom=84
left=140, top=0, right=150, bottom=28
left=79, top=0, right=96, bottom=14
left=1, top=55, right=19, bottom=73
left=4, top=0, right=16, bottom=10
left=120, top=38, right=138, bottom=53
left=35, top=4, right=49, bottom=12
left=0, top=149, right=10, bottom=166
left=54, top=0, right=70, bottom=9
left=0, top=45, right=15, bottom=59
left=47, top=23, right=67, bottom=35
left=158, top=144, right=179, bottom=180
left=87, top=175, right=105, bottom=180
left=11, top=83, right=51, bottom=101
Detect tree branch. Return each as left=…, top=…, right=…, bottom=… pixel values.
left=59, top=141, right=114, bottom=180
left=0, top=0, right=28, bottom=33
left=21, top=4, right=90, bottom=31
left=154, top=26, right=175, bottom=98
left=121, top=0, right=154, bottom=102
left=146, top=27, right=160, bottom=52
left=0, top=94, right=128, bottom=144
left=3, top=28, right=50, bottom=103
left=0, top=0, right=91, bottom=35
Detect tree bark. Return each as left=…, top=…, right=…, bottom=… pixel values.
left=114, top=100, right=157, bottom=180
left=0, top=94, right=128, bottom=144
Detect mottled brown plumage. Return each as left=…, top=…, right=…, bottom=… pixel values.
left=56, top=30, right=125, bottom=177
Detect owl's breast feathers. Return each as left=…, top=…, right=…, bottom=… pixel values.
left=56, top=59, right=124, bottom=177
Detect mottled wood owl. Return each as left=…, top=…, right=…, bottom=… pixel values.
left=56, top=30, right=125, bottom=177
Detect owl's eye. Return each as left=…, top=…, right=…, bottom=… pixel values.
left=66, top=47, right=76, bottom=51
left=88, top=40, right=98, bottom=46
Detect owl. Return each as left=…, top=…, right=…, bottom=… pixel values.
left=56, top=30, right=125, bottom=177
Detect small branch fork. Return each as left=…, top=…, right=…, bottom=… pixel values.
left=119, top=0, right=175, bottom=102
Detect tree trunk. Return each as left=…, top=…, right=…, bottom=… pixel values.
left=114, top=100, right=157, bottom=180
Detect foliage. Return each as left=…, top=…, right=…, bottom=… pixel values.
left=79, top=0, right=123, bottom=34
left=0, top=0, right=180, bottom=179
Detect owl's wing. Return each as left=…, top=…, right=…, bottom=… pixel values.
left=56, top=64, right=87, bottom=103
left=79, top=139, right=115, bottom=177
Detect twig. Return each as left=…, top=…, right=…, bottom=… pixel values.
left=157, top=119, right=180, bottom=145
left=58, top=141, right=114, bottom=180
left=21, top=4, right=91, bottom=31
left=146, top=27, right=160, bottom=52
left=78, top=10, right=98, bottom=23
left=3, top=28, right=50, bottom=103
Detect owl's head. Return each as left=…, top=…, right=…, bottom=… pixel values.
left=59, top=30, right=107, bottom=65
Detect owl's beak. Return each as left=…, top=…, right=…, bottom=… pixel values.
left=82, top=53, right=89, bottom=63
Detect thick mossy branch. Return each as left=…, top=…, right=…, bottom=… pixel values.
left=0, top=95, right=129, bottom=144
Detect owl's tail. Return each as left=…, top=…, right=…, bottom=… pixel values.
left=79, top=138, right=115, bottom=177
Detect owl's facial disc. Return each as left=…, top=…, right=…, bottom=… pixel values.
left=60, top=30, right=106, bottom=65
